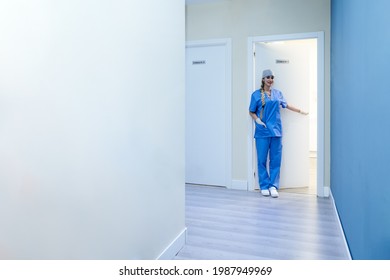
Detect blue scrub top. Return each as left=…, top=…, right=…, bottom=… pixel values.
left=249, top=88, right=287, bottom=138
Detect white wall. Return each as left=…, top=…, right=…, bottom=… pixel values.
left=0, top=0, right=185, bottom=259
left=186, top=0, right=330, bottom=187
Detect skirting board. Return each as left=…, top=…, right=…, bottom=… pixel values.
left=231, top=180, right=248, bottom=191
left=329, top=189, right=352, bottom=260
left=324, top=185, right=330, bottom=197
left=157, top=228, right=187, bottom=260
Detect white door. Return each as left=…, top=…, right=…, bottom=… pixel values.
left=254, top=39, right=317, bottom=189
left=185, top=42, right=230, bottom=187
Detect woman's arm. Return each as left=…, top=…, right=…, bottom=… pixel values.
left=249, top=111, right=258, bottom=121
left=286, top=104, right=309, bottom=115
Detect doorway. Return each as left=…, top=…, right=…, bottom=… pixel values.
left=185, top=39, right=232, bottom=188
left=247, top=32, right=326, bottom=197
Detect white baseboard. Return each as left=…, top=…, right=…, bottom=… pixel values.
left=329, top=189, right=352, bottom=260
left=157, top=228, right=187, bottom=260
left=324, top=185, right=330, bottom=197
left=231, top=180, right=248, bottom=191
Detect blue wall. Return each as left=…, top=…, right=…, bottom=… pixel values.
left=331, top=0, right=390, bottom=259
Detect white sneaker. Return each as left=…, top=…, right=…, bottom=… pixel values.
left=269, top=187, right=279, bottom=198
left=261, top=189, right=270, bottom=196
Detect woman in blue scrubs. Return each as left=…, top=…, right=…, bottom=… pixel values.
left=249, top=69, right=308, bottom=198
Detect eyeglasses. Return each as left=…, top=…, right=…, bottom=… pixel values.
left=265, top=76, right=274, bottom=80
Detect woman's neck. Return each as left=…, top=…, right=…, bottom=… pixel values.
left=263, top=86, right=271, bottom=92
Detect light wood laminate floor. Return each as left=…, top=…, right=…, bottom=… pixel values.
left=174, top=184, right=350, bottom=260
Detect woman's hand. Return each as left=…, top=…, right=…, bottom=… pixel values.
left=256, top=118, right=267, bottom=127
left=299, top=110, right=309, bottom=115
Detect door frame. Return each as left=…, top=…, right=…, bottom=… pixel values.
left=186, top=38, right=232, bottom=188
left=247, top=32, right=327, bottom=197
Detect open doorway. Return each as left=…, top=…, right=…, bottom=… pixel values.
left=247, top=32, right=326, bottom=197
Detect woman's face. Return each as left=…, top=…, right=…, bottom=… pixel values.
left=263, top=75, right=274, bottom=87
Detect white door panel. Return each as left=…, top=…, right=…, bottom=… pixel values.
left=186, top=44, right=228, bottom=187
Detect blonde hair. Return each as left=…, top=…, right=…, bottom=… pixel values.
left=260, top=80, right=266, bottom=119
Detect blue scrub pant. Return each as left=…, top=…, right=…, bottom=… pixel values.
left=255, top=137, right=282, bottom=190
